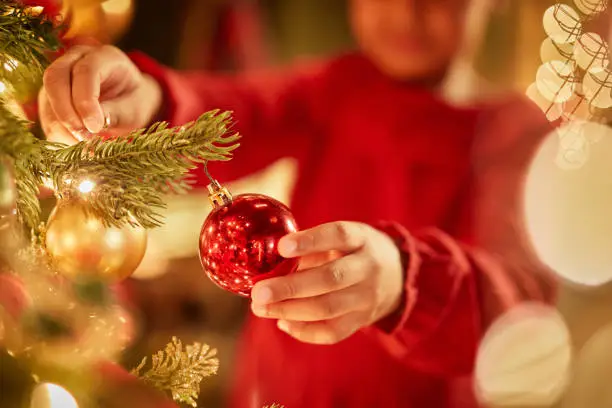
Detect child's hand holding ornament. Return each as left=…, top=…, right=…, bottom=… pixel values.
left=249, top=222, right=405, bottom=345
left=198, top=165, right=405, bottom=345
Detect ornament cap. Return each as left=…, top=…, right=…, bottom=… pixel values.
left=207, top=181, right=232, bottom=207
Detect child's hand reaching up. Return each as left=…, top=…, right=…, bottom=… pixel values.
left=39, top=45, right=162, bottom=144
left=250, top=221, right=404, bottom=345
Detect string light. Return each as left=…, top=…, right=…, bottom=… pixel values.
left=30, top=383, right=79, bottom=408
left=77, top=179, right=95, bottom=194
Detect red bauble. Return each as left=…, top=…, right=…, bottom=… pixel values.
left=199, top=191, right=299, bottom=297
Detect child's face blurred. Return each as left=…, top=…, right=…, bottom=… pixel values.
left=350, top=0, right=470, bottom=81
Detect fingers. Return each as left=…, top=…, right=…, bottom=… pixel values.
left=252, top=283, right=372, bottom=322
left=251, top=252, right=372, bottom=304
left=38, top=88, right=80, bottom=145
left=297, top=250, right=342, bottom=271
left=278, top=221, right=366, bottom=258
left=276, top=311, right=367, bottom=345
left=71, top=45, right=127, bottom=133
left=43, top=45, right=92, bottom=136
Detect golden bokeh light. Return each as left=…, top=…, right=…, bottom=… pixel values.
left=582, top=67, right=612, bottom=109
left=524, top=121, right=612, bottom=286
left=536, top=61, right=577, bottom=103
left=573, top=0, right=607, bottom=16
left=574, top=32, right=609, bottom=71
left=541, top=37, right=573, bottom=64
left=562, top=324, right=612, bottom=408
left=30, top=383, right=79, bottom=408
left=543, top=4, right=582, bottom=45
left=526, top=82, right=564, bottom=121
left=475, top=303, right=572, bottom=407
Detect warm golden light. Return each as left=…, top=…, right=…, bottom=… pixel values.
left=475, top=303, right=572, bottom=407
left=574, top=32, right=609, bottom=71
left=524, top=121, right=612, bottom=286
left=573, top=0, right=607, bottom=16
left=0, top=81, right=6, bottom=93
left=543, top=4, right=582, bottom=44
left=3, top=58, right=18, bottom=72
left=540, top=37, right=573, bottom=64
left=77, top=179, right=95, bottom=194
left=30, top=383, right=79, bottom=408
left=526, top=82, right=563, bottom=121
left=536, top=61, right=576, bottom=103
left=101, top=0, right=131, bottom=14
left=582, top=67, right=612, bottom=109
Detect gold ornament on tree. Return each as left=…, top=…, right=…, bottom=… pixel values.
left=45, top=198, right=147, bottom=283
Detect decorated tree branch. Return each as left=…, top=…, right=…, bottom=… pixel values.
left=0, top=1, right=296, bottom=406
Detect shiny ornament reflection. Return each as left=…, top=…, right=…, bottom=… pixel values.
left=199, top=193, right=299, bottom=297
left=45, top=199, right=147, bottom=283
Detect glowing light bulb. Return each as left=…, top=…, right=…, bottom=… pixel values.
left=30, top=383, right=79, bottom=408
left=0, top=81, right=6, bottom=93
left=77, top=180, right=95, bottom=194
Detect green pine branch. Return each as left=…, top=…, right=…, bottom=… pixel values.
left=0, top=2, right=61, bottom=90
left=0, top=2, right=240, bottom=233
left=42, top=110, right=240, bottom=228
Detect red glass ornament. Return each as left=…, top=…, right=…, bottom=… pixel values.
left=199, top=183, right=299, bottom=297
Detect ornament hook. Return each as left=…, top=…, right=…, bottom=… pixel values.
left=203, top=161, right=232, bottom=206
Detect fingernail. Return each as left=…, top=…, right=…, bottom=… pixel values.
left=277, top=320, right=290, bottom=333
left=251, top=285, right=273, bottom=305
left=278, top=237, right=297, bottom=256
left=251, top=303, right=266, bottom=317
left=72, top=129, right=90, bottom=141
left=83, top=116, right=103, bottom=134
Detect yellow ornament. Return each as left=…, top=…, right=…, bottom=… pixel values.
left=45, top=199, right=147, bottom=283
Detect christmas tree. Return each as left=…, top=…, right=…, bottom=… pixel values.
left=0, top=2, right=259, bottom=407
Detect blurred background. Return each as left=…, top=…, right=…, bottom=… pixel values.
left=41, top=0, right=612, bottom=407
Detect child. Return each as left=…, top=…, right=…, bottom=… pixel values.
left=39, top=0, right=556, bottom=406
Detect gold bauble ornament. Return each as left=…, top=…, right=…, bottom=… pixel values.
left=45, top=199, right=147, bottom=283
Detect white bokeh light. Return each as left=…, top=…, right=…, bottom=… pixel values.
left=574, top=32, right=609, bottom=71
left=536, top=61, right=576, bottom=103
left=541, top=37, right=574, bottom=64
left=526, top=82, right=563, bottom=121
left=582, top=67, right=612, bottom=109
left=77, top=179, right=95, bottom=194
left=475, top=303, right=572, bottom=407
left=30, top=383, right=79, bottom=408
left=562, top=324, right=612, bottom=408
left=524, top=121, right=612, bottom=286
left=543, top=4, right=582, bottom=44
left=573, top=0, right=607, bottom=16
